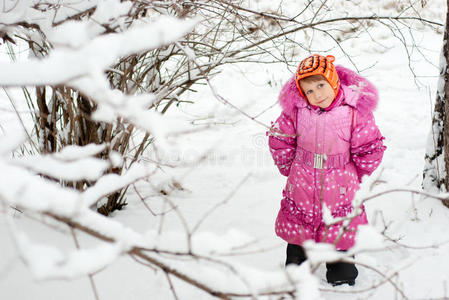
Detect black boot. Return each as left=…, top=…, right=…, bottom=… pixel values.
left=285, top=244, right=307, bottom=266
left=326, top=261, right=358, bottom=286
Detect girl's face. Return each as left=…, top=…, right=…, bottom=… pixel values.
left=299, top=77, right=336, bottom=108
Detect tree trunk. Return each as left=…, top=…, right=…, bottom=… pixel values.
left=424, top=1, right=449, bottom=207
left=444, top=0, right=449, bottom=207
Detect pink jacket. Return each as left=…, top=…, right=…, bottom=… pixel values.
left=268, top=66, right=386, bottom=250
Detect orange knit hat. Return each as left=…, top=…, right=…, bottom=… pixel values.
left=295, top=54, right=340, bottom=98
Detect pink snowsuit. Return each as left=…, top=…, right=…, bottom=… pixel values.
left=268, top=66, right=386, bottom=250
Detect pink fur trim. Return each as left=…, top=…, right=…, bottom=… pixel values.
left=279, top=65, right=379, bottom=116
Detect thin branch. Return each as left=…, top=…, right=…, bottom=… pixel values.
left=164, top=272, right=180, bottom=300
left=191, top=172, right=252, bottom=235
left=231, top=15, right=443, bottom=56
left=70, top=227, right=101, bottom=300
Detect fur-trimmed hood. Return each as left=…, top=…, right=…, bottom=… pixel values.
left=278, top=65, right=379, bottom=116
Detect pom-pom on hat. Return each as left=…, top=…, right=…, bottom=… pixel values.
left=295, top=54, right=340, bottom=98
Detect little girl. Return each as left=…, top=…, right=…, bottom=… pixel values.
left=267, top=54, right=386, bottom=286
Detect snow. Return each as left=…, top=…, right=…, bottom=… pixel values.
left=47, top=21, right=91, bottom=49
left=12, top=155, right=110, bottom=181
left=304, top=241, right=342, bottom=265
left=82, top=163, right=158, bottom=207
left=1, top=1, right=449, bottom=299
left=0, top=130, right=26, bottom=155
left=288, top=263, right=323, bottom=300
left=15, top=231, right=123, bottom=280
left=0, top=159, right=82, bottom=216
left=52, top=144, right=107, bottom=160
left=351, top=225, right=385, bottom=253
left=191, top=229, right=254, bottom=255
left=89, top=0, right=133, bottom=25
left=0, top=16, right=197, bottom=86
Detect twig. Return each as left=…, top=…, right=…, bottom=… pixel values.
left=231, top=15, right=443, bottom=56
left=129, top=253, right=157, bottom=272
left=164, top=272, right=180, bottom=300
left=70, top=227, right=101, bottom=300
left=191, top=172, right=252, bottom=235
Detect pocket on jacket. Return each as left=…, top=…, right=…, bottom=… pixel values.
left=336, top=118, right=352, bottom=143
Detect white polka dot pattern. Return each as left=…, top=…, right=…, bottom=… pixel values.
left=267, top=88, right=385, bottom=249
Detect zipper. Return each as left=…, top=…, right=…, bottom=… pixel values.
left=315, top=110, right=326, bottom=237
left=313, top=111, right=318, bottom=229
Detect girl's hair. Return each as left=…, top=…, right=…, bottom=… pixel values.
left=298, top=75, right=325, bottom=96
left=299, top=74, right=325, bottom=84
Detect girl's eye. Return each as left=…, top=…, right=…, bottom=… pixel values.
left=318, top=83, right=324, bottom=88
left=306, top=90, right=313, bottom=95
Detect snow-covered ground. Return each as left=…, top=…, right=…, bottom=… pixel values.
left=1, top=10, right=449, bottom=300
